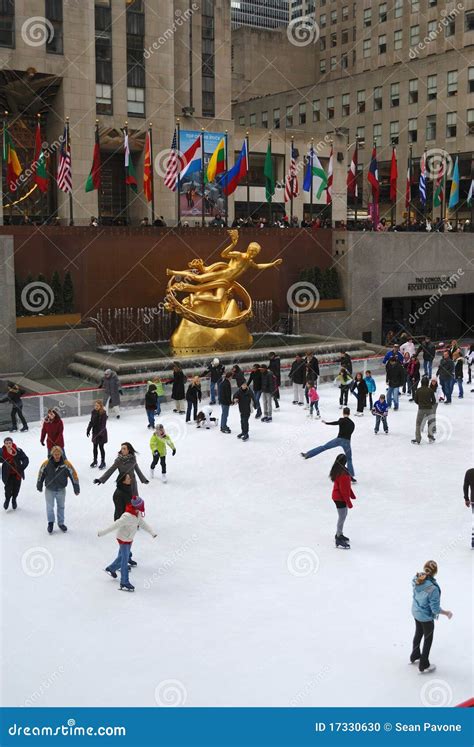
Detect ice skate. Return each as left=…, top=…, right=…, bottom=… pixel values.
left=335, top=535, right=350, bottom=549
left=99, top=461, right=106, bottom=470
left=58, top=524, right=67, bottom=532
left=119, top=583, right=135, bottom=592
left=161, top=473, right=167, bottom=483
left=105, top=568, right=117, bottom=579
left=149, top=469, right=154, bottom=479
left=47, top=522, right=54, bottom=534
left=90, top=461, right=97, bottom=468
left=419, top=665, right=436, bottom=674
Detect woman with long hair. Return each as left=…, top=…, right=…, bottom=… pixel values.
left=410, top=560, right=452, bottom=673
left=94, top=442, right=148, bottom=493
left=86, top=399, right=108, bottom=469
left=329, top=454, right=356, bottom=549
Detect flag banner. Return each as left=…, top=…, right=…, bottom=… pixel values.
left=419, top=153, right=427, bottom=207
left=326, top=146, right=333, bottom=204
left=284, top=145, right=299, bottom=203
left=164, top=129, right=178, bottom=192
left=178, top=130, right=223, bottom=218
left=389, top=147, right=398, bottom=203
left=85, top=127, right=101, bottom=192
left=3, top=125, right=22, bottom=192
left=368, top=146, right=380, bottom=204
left=124, top=131, right=138, bottom=191
left=143, top=130, right=153, bottom=202
left=264, top=139, right=275, bottom=203
left=347, top=144, right=358, bottom=199
left=221, top=139, right=248, bottom=196
left=448, top=155, right=459, bottom=210
left=57, top=125, right=72, bottom=194
left=433, top=161, right=444, bottom=208
left=206, top=137, right=226, bottom=184
left=467, top=178, right=473, bottom=207
left=303, top=149, right=327, bottom=200
left=33, top=121, right=48, bottom=193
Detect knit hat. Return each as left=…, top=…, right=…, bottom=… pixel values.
left=212, top=357, right=220, bottom=366
left=131, top=496, right=145, bottom=513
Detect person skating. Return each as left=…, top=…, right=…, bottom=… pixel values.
left=201, top=358, right=225, bottom=405
left=40, top=409, right=65, bottom=455
left=289, top=353, right=306, bottom=405
left=268, top=352, right=281, bottom=409
left=305, top=351, right=320, bottom=392
left=448, top=339, right=459, bottom=359
left=330, top=454, right=356, bottom=549
left=453, top=349, right=464, bottom=399
left=231, top=364, right=246, bottom=387
left=112, top=473, right=133, bottom=520
left=339, top=352, right=353, bottom=375
left=1, top=437, right=29, bottom=510
left=429, top=379, right=440, bottom=435
left=233, top=381, right=252, bottom=441
left=0, top=382, right=28, bottom=432
left=94, top=442, right=149, bottom=493
left=144, top=384, right=159, bottom=429
left=147, top=378, right=164, bottom=416
left=372, top=393, right=389, bottom=434
left=171, top=362, right=186, bottom=413
left=36, top=446, right=80, bottom=533
left=386, top=356, right=406, bottom=410
left=463, top=468, right=474, bottom=548
left=219, top=371, right=233, bottom=433
left=383, top=344, right=403, bottom=364
left=410, top=560, right=453, bottom=673
left=248, top=364, right=262, bottom=419
left=411, top=376, right=436, bottom=444
left=150, top=424, right=176, bottom=482
left=350, top=372, right=368, bottom=416
left=335, top=368, right=353, bottom=408
left=364, top=370, right=376, bottom=410
left=417, top=336, right=436, bottom=379
left=259, top=364, right=274, bottom=422
left=407, top=354, right=421, bottom=401
left=196, top=407, right=218, bottom=428
left=466, top=344, right=474, bottom=385
left=86, top=399, right=108, bottom=469
left=437, top=351, right=455, bottom=404
left=185, top=376, right=202, bottom=422
left=101, top=369, right=122, bottom=419
left=301, top=407, right=356, bottom=480
left=400, top=337, right=416, bottom=358
left=305, top=380, right=320, bottom=418
left=98, top=495, right=157, bottom=592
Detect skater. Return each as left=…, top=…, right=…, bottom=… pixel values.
left=305, top=351, right=320, bottom=388
left=248, top=364, right=262, bottom=419
left=201, top=358, right=224, bottom=405
left=301, top=407, right=356, bottom=480
left=463, top=468, right=474, bottom=548
left=196, top=406, right=218, bottom=428
left=219, top=371, right=233, bottom=434
left=147, top=378, right=164, bottom=416
left=36, top=446, right=80, bottom=533
left=466, top=344, right=474, bottom=385
left=386, top=356, right=406, bottom=410
left=231, top=364, right=246, bottom=387
left=410, top=560, right=453, bottom=673
left=40, top=409, right=65, bottom=455
left=330, top=454, right=356, bottom=549
left=98, top=495, right=157, bottom=592
left=448, top=339, right=459, bottom=359
left=429, top=379, right=440, bottom=435
left=145, top=384, right=159, bottom=429
left=1, top=437, right=29, bottom=510
left=417, top=336, right=436, bottom=379
left=233, top=381, right=252, bottom=441
left=437, top=351, right=455, bottom=404
left=101, top=369, right=122, bottom=419
left=411, top=377, right=436, bottom=444
left=94, top=442, right=149, bottom=493
left=306, top=380, right=320, bottom=418
left=402, top=352, right=412, bottom=396
left=268, top=352, right=281, bottom=408
left=400, top=336, right=416, bottom=358
left=171, top=362, right=186, bottom=413
left=335, top=368, right=353, bottom=408
left=0, top=382, right=28, bottom=432
left=383, top=344, right=403, bottom=364
left=289, top=353, right=306, bottom=405
left=186, top=376, right=202, bottom=423
left=339, top=352, right=353, bottom=375
left=372, top=393, right=389, bottom=434
left=86, top=399, right=108, bottom=469
left=364, top=370, right=376, bottom=410
left=350, top=372, right=368, bottom=416
left=259, top=364, right=274, bottom=422
left=453, top=349, right=464, bottom=398
left=407, top=354, right=421, bottom=401
left=150, top=424, right=176, bottom=482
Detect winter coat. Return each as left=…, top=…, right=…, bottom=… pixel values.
left=326, top=417, right=355, bottom=440
left=454, top=357, right=464, bottom=379
left=407, top=359, right=420, bottom=382
left=332, top=473, right=356, bottom=508
left=364, top=375, right=376, bottom=393
left=289, top=359, right=306, bottom=385
left=437, top=358, right=455, bottom=381
left=414, top=385, right=436, bottom=409
left=372, top=399, right=388, bottom=416
left=98, top=507, right=156, bottom=544
left=308, top=387, right=319, bottom=403
left=260, top=371, right=274, bottom=394
left=232, top=367, right=246, bottom=386
left=383, top=350, right=404, bottom=364
left=400, top=341, right=416, bottom=357
left=463, top=468, right=474, bottom=503
left=411, top=576, right=441, bottom=622
left=186, top=383, right=202, bottom=405
left=334, top=372, right=353, bottom=388
left=0, top=385, right=25, bottom=408
left=269, top=356, right=281, bottom=385
left=202, top=362, right=225, bottom=383
left=417, top=341, right=436, bottom=361
left=1, top=446, right=29, bottom=483
left=37, top=456, right=80, bottom=494
left=386, top=361, right=406, bottom=388
left=219, top=378, right=233, bottom=406
left=40, top=416, right=64, bottom=450
left=430, top=384, right=440, bottom=403
left=171, top=369, right=186, bottom=400
left=351, top=378, right=368, bottom=401
left=145, top=389, right=158, bottom=411
left=86, top=410, right=108, bottom=445
left=305, top=356, right=320, bottom=382
left=340, top=355, right=353, bottom=374
left=112, top=481, right=133, bottom=521
left=248, top=370, right=262, bottom=392
left=233, top=387, right=252, bottom=417
left=97, top=453, right=147, bottom=494
left=102, top=372, right=121, bottom=407
left=150, top=433, right=175, bottom=457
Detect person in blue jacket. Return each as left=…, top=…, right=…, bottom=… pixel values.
left=410, top=560, right=453, bottom=674
left=383, top=344, right=404, bottom=365
left=364, top=370, right=376, bottom=409
left=372, top=394, right=389, bottom=434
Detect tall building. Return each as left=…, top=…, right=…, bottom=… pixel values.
left=231, top=0, right=289, bottom=30
left=289, top=1, right=315, bottom=20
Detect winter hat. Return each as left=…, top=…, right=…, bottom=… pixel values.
left=212, top=357, right=220, bottom=366
left=104, top=368, right=112, bottom=376
left=131, top=496, right=145, bottom=513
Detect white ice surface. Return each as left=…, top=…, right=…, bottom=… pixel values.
left=1, top=383, right=472, bottom=708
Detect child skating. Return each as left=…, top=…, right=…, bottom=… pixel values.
left=364, top=370, right=376, bottom=410
left=305, top=380, right=321, bottom=419
left=149, top=424, right=176, bottom=483
left=372, top=394, right=389, bottom=434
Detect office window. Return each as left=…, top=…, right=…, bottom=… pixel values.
left=447, top=70, right=457, bottom=96
left=426, top=114, right=436, bottom=140
left=330, top=55, right=337, bottom=69
left=363, top=38, right=371, bottom=57
left=341, top=52, right=348, bottom=68
left=357, top=89, right=365, bottom=113
left=373, top=123, right=382, bottom=147
left=411, top=0, right=420, bottom=11
left=327, top=96, right=334, bottom=119
left=46, top=0, right=63, bottom=54
left=298, top=103, right=306, bottom=125
left=467, top=109, right=474, bottom=135
left=469, top=67, right=474, bottom=93
left=341, top=29, right=349, bottom=44
left=261, top=111, right=268, bottom=128
left=126, top=0, right=146, bottom=116
left=427, top=20, right=437, bottom=37
left=320, top=13, right=326, bottom=26
left=390, top=82, right=400, bottom=107
left=394, top=29, right=403, bottom=50
left=320, top=58, right=326, bottom=73
left=96, top=83, right=112, bottom=113
left=408, top=117, right=417, bottom=142
left=330, top=9, right=337, bottom=23
left=379, top=3, right=387, bottom=22
left=342, top=6, right=348, bottom=20
left=410, top=25, right=420, bottom=45
left=446, top=112, right=456, bottom=138
left=286, top=106, right=293, bottom=127
left=378, top=34, right=387, bottom=54
left=445, top=18, right=455, bottom=37
left=249, top=113, right=256, bottom=126
left=320, top=36, right=326, bottom=50
left=394, top=0, right=403, bottom=18
left=373, top=86, right=382, bottom=110
left=465, top=11, right=474, bottom=31
left=427, top=74, right=437, bottom=99
left=312, top=100, right=320, bottom=122
left=127, top=86, right=144, bottom=115
left=274, top=108, right=281, bottom=129
left=331, top=31, right=337, bottom=47
left=363, top=8, right=371, bottom=26
left=201, top=0, right=215, bottom=117
left=0, top=0, right=14, bottom=47
left=95, top=0, right=113, bottom=114
left=342, top=93, right=350, bottom=116
left=239, top=115, right=245, bottom=127
left=408, top=79, right=418, bottom=104
left=390, top=121, right=399, bottom=145
left=356, top=126, right=365, bottom=144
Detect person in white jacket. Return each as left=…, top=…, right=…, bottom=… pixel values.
left=400, top=338, right=416, bottom=358
left=98, top=496, right=157, bottom=592
left=196, top=406, right=218, bottom=429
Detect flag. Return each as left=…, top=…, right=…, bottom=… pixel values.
left=57, top=125, right=72, bottom=194
left=448, top=155, right=459, bottom=209
left=85, top=126, right=101, bottom=192
left=221, top=139, right=248, bottom=196
left=264, top=139, right=275, bottom=203
left=284, top=145, right=299, bottom=202
left=347, top=143, right=358, bottom=198
left=164, top=129, right=178, bottom=191
left=206, top=137, right=226, bottom=184
left=33, top=120, right=48, bottom=193
left=326, top=146, right=333, bottom=204
left=2, top=125, right=22, bottom=192
left=405, top=151, right=412, bottom=209
left=179, top=133, right=202, bottom=182
left=467, top=179, right=474, bottom=207
left=433, top=161, right=444, bottom=208
left=124, top=131, right=137, bottom=191
left=143, top=129, right=153, bottom=202
left=303, top=147, right=327, bottom=199
left=367, top=145, right=379, bottom=203
left=389, top=147, right=398, bottom=203
left=419, top=152, right=427, bottom=207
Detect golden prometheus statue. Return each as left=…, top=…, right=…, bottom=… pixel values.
left=165, top=229, right=283, bottom=355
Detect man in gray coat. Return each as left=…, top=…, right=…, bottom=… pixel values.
left=102, top=369, right=122, bottom=419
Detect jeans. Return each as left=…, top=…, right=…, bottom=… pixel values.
left=186, top=400, right=198, bottom=422
left=386, top=386, right=399, bottom=410
left=240, top=414, right=249, bottom=437
left=339, top=386, right=350, bottom=406
left=107, top=542, right=131, bottom=585
left=151, top=454, right=166, bottom=473
left=146, top=409, right=155, bottom=428
left=93, top=442, right=105, bottom=463
left=309, top=402, right=320, bottom=416
left=45, top=487, right=66, bottom=525
left=374, top=415, right=388, bottom=433
left=292, top=383, right=304, bottom=403
left=336, top=506, right=348, bottom=536
left=261, top=392, right=272, bottom=418
left=305, top=437, right=354, bottom=477
left=455, top=378, right=463, bottom=397
left=253, top=390, right=262, bottom=417
left=155, top=397, right=162, bottom=416
left=423, top=360, right=433, bottom=379
left=11, top=405, right=27, bottom=430
left=210, top=381, right=217, bottom=404
left=220, top=404, right=230, bottom=430
left=411, top=619, right=434, bottom=671
left=440, top=378, right=454, bottom=403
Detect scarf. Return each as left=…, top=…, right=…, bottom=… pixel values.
left=2, top=444, right=21, bottom=480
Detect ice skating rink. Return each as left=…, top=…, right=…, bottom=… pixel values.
left=1, top=383, right=472, bottom=708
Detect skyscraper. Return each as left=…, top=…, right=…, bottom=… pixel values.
left=231, top=0, right=289, bottom=30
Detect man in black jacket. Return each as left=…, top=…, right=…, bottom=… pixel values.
left=289, top=354, right=306, bottom=405
left=202, top=357, right=225, bottom=405
left=0, top=382, right=28, bottom=432
left=219, top=372, right=233, bottom=434
left=437, top=351, right=455, bottom=404
left=248, top=364, right=262, bottom=418
left=269, top=352, right=281, bottom=409
left=417, top=336, right=436, bottom=379
left=260, top=364, right=274, bottom=422
left=385, top=357, right=406, bottom=410
left=463, top=468, right=474, bottom=548
left=1, top=437, right=29, bottom=510
left=233, top=382, right=252, bottom=441
left=301, top=407, right=356, bottom=480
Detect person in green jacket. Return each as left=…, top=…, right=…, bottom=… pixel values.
left=149, top=424, right=176, bottom=483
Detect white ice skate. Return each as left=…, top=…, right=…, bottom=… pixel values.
left=161, top=474, right=167, bottom=483
left=418, top=665, right=436, bottom=674
left=149, top=469, right=154, bottom=479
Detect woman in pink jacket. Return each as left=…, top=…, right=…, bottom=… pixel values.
left=330, top=454, right=356, bottom=549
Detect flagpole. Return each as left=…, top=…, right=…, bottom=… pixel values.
left=354, top=136, right=358, bottom=225
left=3, top=111, right=12, bottom=225
left=407, top=144, right=412, bottom=227
left=66, top=117, right=73, bottom=225
left=37, top=113, right=46, bottom=224
left=455, top=150, right=460, bottom=229
left=390, top=143, right=395, bottom=228
left=96, top=120, right=101, bottom=225
left=246, top=131, right=250, bottom=221
left=201, top=128, right=205, bottom=227
left=442, top=155, right=447, bottom=224
left=149, top=122, right=155, bottom=225
left=268, top=133, right=272, bottom=225
left=224, top=129, right=228, bottom=227
left=176, top=118, right=181, bottom=227
left=290, top=135, right=294, bottom=222
left=124, top=121, right=129, bottom=225
left=309, top=138, right=314, bottom=224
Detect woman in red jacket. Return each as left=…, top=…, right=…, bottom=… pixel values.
left=40, top=409, right=65, bottom=455
left=330, top=454, right=356, bottom=549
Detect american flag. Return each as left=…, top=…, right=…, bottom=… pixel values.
left=164, top=128, right=178, bottom=191
left=57, top=125, right=72, bottom=193
left=284, top=146, right=299, bottom=202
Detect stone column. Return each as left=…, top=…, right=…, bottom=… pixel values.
left=331, top=132, right=347, bottom=226
left=0, top=236, right=18, bottom=373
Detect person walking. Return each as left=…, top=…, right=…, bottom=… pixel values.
left=364, top=370, right=376, bottom=410
left=410, top=560, right=453, bottom=673
left=86, top=399, right=108, bottom=469
left=149, top=424, right=176, bottom=483
left=260, top=364, right=274, bottom=423
left=453, top=349, right=464, bottom=399
left=463, top=468, right=474, bottom=548
left=248, top=364, right=262, bottom=419
left=101, top=369, right=122, bottom=419
left=335, top=368, right=353, bottom=408
left=330, top=454, right=356, bottom=549
left=417, top=336, right=436, bottom=379
left=411, top=376, right=436, bottom=445
left=1, top=437, right=29, bottom=510
left=185, top=376, right=202, bottom=423
left=407, top=355, right=421, bottom=401
left=301, top=407, right=356, bottom=480
left=94, top=442, right=149, bottom=493
left=219, top=371, right=233, bottom=434
left=171, top=362, right=186, bottom=413
left=386, top=356, right=406, bottom=410
left=289, top=353, right=306, bottom=405
left=233, top=381, right=252, bottom=441
left=0, top=382, right=28, bottom=432
left=36, top=446, right=80, bottom=533
left=437, top=351, right=455, bottom=404
left=350, top=372, right=368, bottom=416
left=144, top=384, right=159, bottom=429
left=372, top=393, right=389, bottom=434
left=201, top=358, right=225, bottom=405
left=40, top=409, right=65, bottom=455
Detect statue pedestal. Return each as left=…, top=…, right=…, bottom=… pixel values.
left=170, top=298, right=253, bottom=356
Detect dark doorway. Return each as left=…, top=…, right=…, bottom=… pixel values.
left=382, top=293, right=474, bottom=343
left=98, top=152, right=127, bottom=225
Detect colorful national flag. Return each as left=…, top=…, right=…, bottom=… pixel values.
left=433, top=161, right=445, bottom=208
left=347, top=143, right=358, bottom=199
left=124, top=131, right=137, bottom=191
left=367, top=146, right=379, bottom=204
left=164, top=129, right=178, bottom=191
left=33, top=120, right=48, bottom=193
left=467, top=179, right=474, bottom=207
left=3, top=125, right=22, bottom=192
left=179, top=133, right=202, bottom=182
left=448, top=155, right=459, bottom=209
left=221, top=139, right=248, bottom=196
left=389, top=147, right=398, bottom=203
left=284, top=145, right=299, bottom=203
left=264, top=139, right=275, bottom=203
left=326, top=146, right=333, bottom=204
left=419, top=152, right=427, bottom=207
left=303, top=147, right=327, bottom=199
left=206, top=137, right=226, bottom=184
left=85, top=126, right=101, bottom=192
left=143, top=129, right=153, bottom=202
left=57, top=125, right=72, bottom=194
